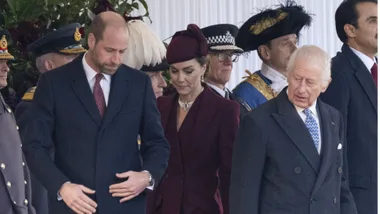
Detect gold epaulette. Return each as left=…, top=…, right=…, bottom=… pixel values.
left=21, top=86, right=36, bottom=101
left=241, top=70, right=276, bottom=100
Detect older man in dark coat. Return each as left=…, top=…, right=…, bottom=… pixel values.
left=0, top=31, right=36, bottom=214
left=230, top=45, right=357, bottom=214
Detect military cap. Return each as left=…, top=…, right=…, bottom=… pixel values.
left=236, top=0, right=312, bottom=52
left=0, top=30, right=15, bottom=60
left=27, top=23, right=87, bottom=57
left=201, top=24, right=243, bottom=53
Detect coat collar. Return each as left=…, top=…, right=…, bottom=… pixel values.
left=272, top=88, right=338, bottom=195
left=69, top=54, right=130, bottom=127
left=341, top=44, right=377, bottom=111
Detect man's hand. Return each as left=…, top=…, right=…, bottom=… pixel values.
left=59, top=183, right=97, bottom=214
left=109, top=171, right=150, bottom=203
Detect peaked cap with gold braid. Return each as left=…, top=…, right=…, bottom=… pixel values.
left=27, top=23, right=87, bottom=57
left=0, top=31, right=15, bottom=60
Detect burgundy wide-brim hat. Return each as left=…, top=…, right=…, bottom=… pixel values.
left=166, top=24, right=208, bottom=64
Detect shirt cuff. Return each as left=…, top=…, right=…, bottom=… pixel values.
left=142, top=170, right=155, bottom=190
left=57, top=181, right=71, bottom=201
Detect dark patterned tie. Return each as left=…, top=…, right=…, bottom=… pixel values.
left=224, top=90, right=229, bottom=99
left=93, top=73, right=106, bottom=117
left=371, top=63, right=377, bottom=87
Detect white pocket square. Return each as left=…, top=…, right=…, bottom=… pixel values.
left=337, top=143, right=342, bottom=150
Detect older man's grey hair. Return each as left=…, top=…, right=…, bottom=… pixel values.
left=286, top=45, right=331, bottom=87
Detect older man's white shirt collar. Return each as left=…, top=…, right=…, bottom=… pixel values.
left=261, top=63, right=288, bottom=94
left=286, top=89, right=317, bottom=117
left=286, top=89, right=321, bottom=153
left=206, top=82, right=227, bottom=97
left=350, top=47, right=377, bottom=72
left=294, top=99, right=318, bottom=118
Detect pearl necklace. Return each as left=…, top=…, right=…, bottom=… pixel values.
left=178, top=99, right=194, bottom=111
left=178, top=87, right=204, bottom=112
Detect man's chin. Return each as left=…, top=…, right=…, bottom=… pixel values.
left=155, top=92, right=163, bottom=98
left=102, top=68, right=118, bottom=75
left=0, top=80, right=7, bottom=89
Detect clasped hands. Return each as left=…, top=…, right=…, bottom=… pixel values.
left=59, top=171, right=150, bottom=214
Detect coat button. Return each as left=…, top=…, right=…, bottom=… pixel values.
left=333, top=197, right=337, bottom=204
left=16, top=126, right=19, bottom=130
left=24, top=199, right=28, bottom=205
left=310, top=198, right=315, bottom=204
left=7, top=181, right=11, bottom=188
left=1, top=163, right=5, bottom=169
left=337, top=167, right=343, bottom=174
left=294, top=167, right=301, bottom=174
left=22, top=162, right=25, bottom=166
left=24, top=180, right=27, bottom=185
left=6, top=107, right=11, bottom=113
left=13, top=201, right=16, bottom=204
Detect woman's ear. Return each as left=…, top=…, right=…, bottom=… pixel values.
left=201, top=64, right=207, bottom=76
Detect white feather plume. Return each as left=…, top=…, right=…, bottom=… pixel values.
left=123, top=19, right=166, bottom=69
left=87, top=8, right=96, bottom=21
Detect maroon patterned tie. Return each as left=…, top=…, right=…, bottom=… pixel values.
left=93, top=73, right=106, bottom=117
left=371, top=63, right=377, bottom=87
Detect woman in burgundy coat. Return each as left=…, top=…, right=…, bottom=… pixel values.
left=146, top=24, right=240, bottom=214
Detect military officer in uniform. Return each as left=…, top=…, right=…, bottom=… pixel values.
left=14, top=23, right=86, bottom=214
left=15, top=23, right=87, bottom=121
left=0, top=30, right=36, bottom=214
left=233, top=0, right=312, bottom=109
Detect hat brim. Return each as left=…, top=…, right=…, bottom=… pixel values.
left=210, top=45, right=244, bottom=53
left=141, top=61, right=170, bottom=72
left=59, top=47, right=87, bottom=55
left=0, top=53, right=15, bottom=60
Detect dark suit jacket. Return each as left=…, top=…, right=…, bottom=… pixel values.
left=15, top=101, right=31, bottom=121
left=0, top=95, right=35, bottom=214
left=320, top=44, right=377, bottom=214
left=16, top=98, right=49, bottom=214
left=18, top=55, right=170, bottom=214
left=146, top=86, right=240, bottom=214
left=230, top=89, right=357, bottom=214
left=209, top=86, right=249, bottom=121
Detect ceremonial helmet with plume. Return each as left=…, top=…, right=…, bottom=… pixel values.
left=87, top=0, right=166, bottom=70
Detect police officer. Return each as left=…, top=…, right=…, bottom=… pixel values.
left=14, top=23, right=87, bottom=214
left=15, top=23, right=87, bottom=121
left=0, top=30, right=36, bottom=214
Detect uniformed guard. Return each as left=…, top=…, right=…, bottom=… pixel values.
left=14, top=23, right=86, bottom=214
left=15, top=23, right=87, bottom=121
left=233, top=0, right=312, bottom=109
left=0, top=30, right=36, bottom=214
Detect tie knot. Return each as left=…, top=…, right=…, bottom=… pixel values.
left=372, top=62, right=377, bottom=71
left=303, top=108, right=312, bottom=116
left=95, top=73, right=104, bottom=83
